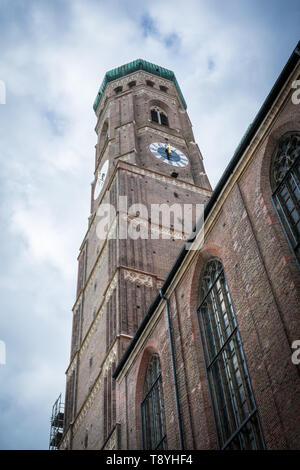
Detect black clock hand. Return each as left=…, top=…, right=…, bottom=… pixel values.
left=165, top=144, right=171, bottom=160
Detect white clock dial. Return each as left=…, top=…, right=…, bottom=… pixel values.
left=94, top=160, right=109, bottom=200
left=149, top=142, right=189, bottom=167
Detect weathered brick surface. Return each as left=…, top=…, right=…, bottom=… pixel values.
left=61, top=62, right=300, bottom=451
left=115, top=82, right=300, bottom=450
left=61, top=67, right=211, bottom=450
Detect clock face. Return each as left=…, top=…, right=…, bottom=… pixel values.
left=94, top=160, right=109, bottom=200
left=149, top=142, right=189, bottom=167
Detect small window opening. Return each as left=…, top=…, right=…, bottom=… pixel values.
left=150, top=108, right=169, bottom=127
left=160, top=113, right=169, bottom=126
left=151, top=109, right=159, bottom=123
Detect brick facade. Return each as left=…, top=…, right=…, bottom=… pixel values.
left=59, top=51, right=300, bottom=450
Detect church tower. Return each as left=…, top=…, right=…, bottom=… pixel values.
left=60, top=59, right=212, bottom=450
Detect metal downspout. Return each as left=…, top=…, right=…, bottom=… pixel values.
left=159, top=290, right=184, bottom=450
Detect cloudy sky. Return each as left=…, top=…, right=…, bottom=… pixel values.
left=0, top=0, right=299, bottom=450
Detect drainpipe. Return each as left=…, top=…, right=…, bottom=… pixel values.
left=159, top=290, right=184, bottom=450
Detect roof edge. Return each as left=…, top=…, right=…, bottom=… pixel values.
left=93, top=58, right=187, bottom=113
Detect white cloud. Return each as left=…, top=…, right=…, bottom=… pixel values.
left=0, top=0, right=298, bottom=449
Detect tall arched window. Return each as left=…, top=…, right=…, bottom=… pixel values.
left=140, top=354, right=167, bottom=449
left=270, top=132, right=300, bottom=266
left=150, top=107, right=169, bottom=126
left=103, top=364, right=116, bottom=441
left=197, top=259, right=265, bottom=449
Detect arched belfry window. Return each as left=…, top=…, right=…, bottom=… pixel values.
left=140, top=354, right=167, bottom=449
left=197, top=259, right=265, bottom=449
left=270, top=132, right=300, bottom=266
left=150, top=107, right=169, bottom=127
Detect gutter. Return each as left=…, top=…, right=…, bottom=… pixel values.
left=112, top=41, right=300, bottom=380
left=160, top=291, right=184, bottom=450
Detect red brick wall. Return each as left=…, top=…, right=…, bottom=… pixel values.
left=116, top=86, right=300, bottom=450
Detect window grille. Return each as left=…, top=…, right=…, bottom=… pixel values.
left=141, top=354, right=167, bottom=449
left=270, top=132, right=300, bottom=267
left=150, top=108, right=169, bottom=126
left=197, top=259, right=265, bottom=449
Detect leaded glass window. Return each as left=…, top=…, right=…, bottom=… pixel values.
left=150, top=107, right=169, bottom=126
left=151, top=109, right=159, bottom=123
left=197, top=259, right=265, bottom=449
left=160, top=112, right=169, bottom=126
left=141, top=354, right=167, bottom=449
left=270, top=132, right=300, bottom=266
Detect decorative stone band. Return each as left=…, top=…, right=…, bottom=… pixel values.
left=120, top=211, right=189, bottom=240
left=66, top=353, right=78, bottom=379
left=121, top=163, right=211, bottom=196
left=137, top=125, right=185, bottom=145
left=74, top=158, right=210, bottom=304
left=121, top=266, right=164, bottom=290
left=102, top=423, right=120, bottom=450
left=134, top=85, right=177, bottom=107
left=115, top=121, right=135, bottom=131
left=66, top=271, right=118, bottom=378
left=72, top=343, right=118, bottom=435
left=150, top=224, right=187, bottom=240
left=95, top=138, right=111, bottom=175
left=118, top=152, right=136, bottom=164
left=59, top=427, right=71, bottom=450
left=72, top=160, right=209, bottom=314
left=72, top=217, right=117, bottom=314
left=123, top=269, right=154, bottom=288
left=79, top=271, right=118, bottom=359
left=67, top=265, right=162, bottom=379
left=72, top=293, right=83, bottom=318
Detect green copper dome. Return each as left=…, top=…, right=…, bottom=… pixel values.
left=93, top=58, right=187, bottom=112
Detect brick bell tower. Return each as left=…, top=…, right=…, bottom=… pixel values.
left=60, top=59, right=212, bottom=450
